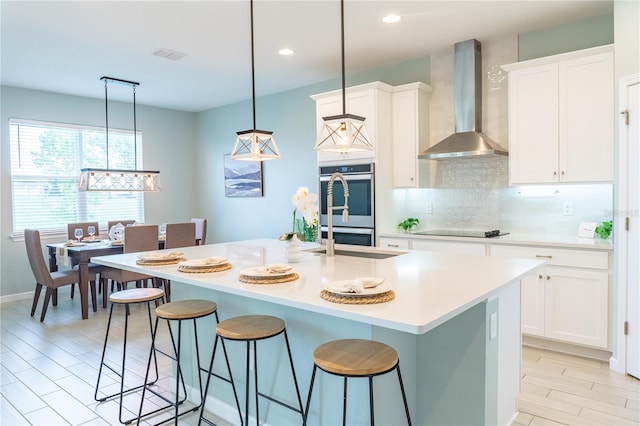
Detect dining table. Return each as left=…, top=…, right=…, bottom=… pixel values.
left=47, top=239, right=164, bottom=319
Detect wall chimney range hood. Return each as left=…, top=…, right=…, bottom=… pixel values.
left=419, top=39, right=507, bottom=160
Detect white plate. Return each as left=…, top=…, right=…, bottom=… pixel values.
left=325, top=281, right=392, bottom=297
left=65, top=242, right=86, bottom=247
left=178, top=257, right=228, bottom=268
left=240, top=266, right=294, bottom=278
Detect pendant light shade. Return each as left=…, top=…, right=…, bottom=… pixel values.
left=231, top=0, right=280, bottom=161
left=315, top=0, right=373, bottom=154
left=79, top=77, right=160, bottom=192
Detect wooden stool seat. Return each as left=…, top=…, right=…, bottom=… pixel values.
left=109, top=288, right=164, bottom=304
left=313, top=339, right=399, bottom=376
left=156, top=299, right=218, bottom=320
left=305, top=339, right=412, bottom=425
left=216, top=315, right=285, bottom=340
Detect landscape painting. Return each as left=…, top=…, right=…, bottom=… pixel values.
left=223, top=155, right=263, bottom=197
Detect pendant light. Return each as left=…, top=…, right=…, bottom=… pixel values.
left=79, top=77, right=160, bottom=191
left=230, top=0, right=280, bottom=161
left=315, top=0, right=373, bottom=153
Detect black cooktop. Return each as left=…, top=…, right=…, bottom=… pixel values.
left=414, top=229, right=509, bottom=238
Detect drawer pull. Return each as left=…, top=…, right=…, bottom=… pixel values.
left=536, top=255, right=552, bottom=259
left=538, top=274, right=543, bottom=279
left=387, top=244, right=399, bottom=248
left=546, top=275, right=551, bottom=280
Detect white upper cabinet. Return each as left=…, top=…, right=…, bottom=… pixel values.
left=311, top=82, right=392, bottom=163
left=503, top=46, right=614, bottom=184
left=391, top=82, right=432, bottom=188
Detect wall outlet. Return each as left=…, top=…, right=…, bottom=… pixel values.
left=562, top=201, right=573, bottom=216
left=426, top=202, right=433, bottom=214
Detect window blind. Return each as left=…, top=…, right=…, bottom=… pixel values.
left=9, top=118, right=145, bottom=236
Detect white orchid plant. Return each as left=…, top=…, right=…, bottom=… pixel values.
left=279, top=186, right=319, bottom=241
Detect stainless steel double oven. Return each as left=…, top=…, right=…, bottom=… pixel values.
left=318, top=161, right=375, bottom=246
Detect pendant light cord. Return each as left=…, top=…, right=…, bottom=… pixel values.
left=251, top=0, right=257, bottom=130
left=341, top=0, right=346, bottom=115
left=104, top=79, right=110, bottom=169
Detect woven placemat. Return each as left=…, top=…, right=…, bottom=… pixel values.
left=238, top=272, right=299, bottom=284
left=136, top=257, right=186, bottom=266
left=178, top=263, right=232, bottom=273
left=320, top=289, right=395, bottom=304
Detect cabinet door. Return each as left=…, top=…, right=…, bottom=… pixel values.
left=544, top=267, right=609, bottom=349
left=559, top=53, right=614, bottom=182
left=522, top=272, right=545, bottom=337
left=392, top=88, right=430, bottom=188
left=316, top=91, right=376, bottom=163
left=508, top=64, right=559, bottom=184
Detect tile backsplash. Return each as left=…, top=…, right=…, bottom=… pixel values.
left=396, top=156, right=613, bottom=237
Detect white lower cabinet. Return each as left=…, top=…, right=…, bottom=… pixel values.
left=491, top=244, right=610, bottom=349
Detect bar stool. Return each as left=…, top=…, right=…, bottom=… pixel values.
left=304, top=339, right=412, bottom=426
left=94, top=287, right=166, bottom=424
left=200, top=315, right=304, bottom=426
left=137, top=300, right=238, bottom=426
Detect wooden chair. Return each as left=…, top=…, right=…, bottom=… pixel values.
left=191, top=218, right=207, bottom=245
left=100, top=225, right=162, bottom=306
left=66, top=221, right=105, bottom=299
left=107, top=220, right=136, bottom=231
left=165, top=222, right=196, bottom=249
left=25, top=229, right=97, bottom=322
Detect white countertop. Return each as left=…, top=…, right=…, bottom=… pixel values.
left=91, top=239, right=544, bottom=335
left=380, top=231, right=613, bottom=251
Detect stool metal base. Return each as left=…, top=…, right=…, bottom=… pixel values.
left=94, top=293, right=167, bottom=424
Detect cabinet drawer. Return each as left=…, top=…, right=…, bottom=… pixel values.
left=411, top=239, right=486, bottom=256
left=490, top=245, right=608, bottom=270
left=378, top=237, right=410, bottom=249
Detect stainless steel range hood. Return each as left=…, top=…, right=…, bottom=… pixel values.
left=419, top=39, right=507, bottom=160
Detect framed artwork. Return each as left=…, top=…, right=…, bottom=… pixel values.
left=223, top=154, right=263, bottom=197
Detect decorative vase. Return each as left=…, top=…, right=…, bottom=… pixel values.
left=284, top=234, right=302, bottom=263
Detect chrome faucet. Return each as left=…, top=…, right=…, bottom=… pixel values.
left=326, top=172, right=349, bottom=256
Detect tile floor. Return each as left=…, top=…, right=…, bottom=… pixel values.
left=1, top=293, right=639, bottom=425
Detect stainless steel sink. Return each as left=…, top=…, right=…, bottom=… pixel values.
left=304, top=247, right=405, bottom=259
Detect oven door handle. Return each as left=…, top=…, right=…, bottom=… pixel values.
left=319, top=174, right=373, bottom=182
left=320, top=226, right=374, bottom=235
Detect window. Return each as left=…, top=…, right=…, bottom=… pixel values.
left=9, top=118, right=144, bottom=237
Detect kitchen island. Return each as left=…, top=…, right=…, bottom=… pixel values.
left=92, top=239, right=544, bottom=425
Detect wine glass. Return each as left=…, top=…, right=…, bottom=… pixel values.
left=87, top=225, right=96, bottom=240
left=74, top=228, right=83, bottom=243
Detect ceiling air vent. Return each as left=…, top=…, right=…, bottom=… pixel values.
left=152, top=48, right=187, bottom=61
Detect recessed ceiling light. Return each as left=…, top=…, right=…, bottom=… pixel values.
left=278, top=48, right=294, bottom=56
left=382, top=14, right=401, bottom=24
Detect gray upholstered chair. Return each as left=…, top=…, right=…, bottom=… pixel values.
left=100, top=225, right=162, bottom=306
left=191, top=218, right=207, bottom=245
left=25, top=229, right=97, bottom=322
left=165, top=222, right=197, bottom=249
left=107, top=220, right=136, bottom=230
left=66, top=221, right=106, bottom=299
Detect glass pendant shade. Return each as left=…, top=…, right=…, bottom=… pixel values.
left=231, top=129, right=280, bottom=161
left=315, top=113, right=373, bottom=153
left=79, top=168, right=161, bottom=191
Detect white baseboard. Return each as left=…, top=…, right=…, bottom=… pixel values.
left=609, top=356, right=622, bottom=373
left=523, top=335, right=612, bottom=363
left=0, top=287, right=72, bottom=304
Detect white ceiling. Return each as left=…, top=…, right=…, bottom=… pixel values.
left=1, top=0, right=612, bottom=112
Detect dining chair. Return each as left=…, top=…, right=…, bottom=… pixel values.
left=66, top=221, right=105, bottom=300
left=107, top=220, right=136, bottom=230
left=25, top=229, right=97, bottom=322
left=100, top=224, right=162, bottom=306
left=191, top=218, right=207, bottom=245
left=165, top=222, right=196, bottom=249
